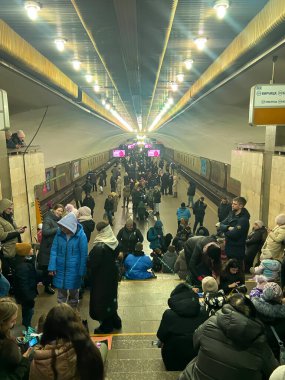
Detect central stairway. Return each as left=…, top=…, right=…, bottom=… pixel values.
left=105, top=334, right=180, bottom=380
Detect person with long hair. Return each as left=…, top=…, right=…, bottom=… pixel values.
left=89, top=221, right=122, bottom=334
left=30, top=304, right=104, bottom=380
left=0, top=298, right=32, bottom=379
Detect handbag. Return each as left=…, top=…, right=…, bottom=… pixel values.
left=270, top=325, right=285, bottom=364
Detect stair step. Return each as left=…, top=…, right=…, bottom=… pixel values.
left=111, top=337, right=157, bottom=350
left=106, top=358, right=165, bottom=373
left=108, top=347, right=161, bottom=360
left=106, top=371, right=181, bottom=380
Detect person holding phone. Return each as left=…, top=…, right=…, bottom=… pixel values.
left=0, top=199, right=26, bottom=293
left=0, top=298, right=33, bottom=379
left=219, top=259, right=245, bottom=295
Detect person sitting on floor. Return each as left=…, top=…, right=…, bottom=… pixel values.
left=124, top=243, right=155, bottom=280
left=202, top=276, right=226, bottom=317
left=220, top=259, right=246, bottom=295
left=162, top=245, right=177, bottom=274
left=249, top=275, right=268, bottom=299
left=174, top=249, right=189, bottom=280
left=157, top=283, right=208, bottom=371
left=250, top=249, right=281, bottom=282
left=150, top=248, right=163, bottom=272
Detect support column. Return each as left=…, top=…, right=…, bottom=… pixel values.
left=0, top=131, right=12, bottom=198
left=261, top=126, right=285, bottom=225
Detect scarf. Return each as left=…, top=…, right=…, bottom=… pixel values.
left=93, top=225, right=118, bottom=250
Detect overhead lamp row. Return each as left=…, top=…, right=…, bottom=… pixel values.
left=23, top=1, right=133, bottom=131
left=149, top=0, right=230, bottom=131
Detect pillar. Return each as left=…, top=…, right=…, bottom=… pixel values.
left=0, top=131, right=12, bottom=198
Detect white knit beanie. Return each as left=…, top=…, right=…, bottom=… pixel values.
left=270, top=366, right=285, bottom=380
left=202, top=276, right=218, bottom=293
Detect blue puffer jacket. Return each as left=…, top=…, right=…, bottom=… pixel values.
left=48, top=224, right=88, bottom=289
left=176, top=207, right=191, bottom=222
left=124, top=253, right=153, bottom=280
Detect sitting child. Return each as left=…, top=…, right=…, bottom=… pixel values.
left=150, top=248, right=163, bottom=272
left=249, top=275, right=268, bottom=299
left=250, top=249, right=281, bottom=282
left=202, top=276, right=226, bottom=316
left=220, top=259, right=246, bottom=295
left=162, top=246, right=178, bottom=274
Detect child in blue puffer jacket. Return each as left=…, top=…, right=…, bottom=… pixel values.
left=250, top=249, right=281, bottom=282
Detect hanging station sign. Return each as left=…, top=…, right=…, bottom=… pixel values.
left=249, top=84, right=285, bottom=126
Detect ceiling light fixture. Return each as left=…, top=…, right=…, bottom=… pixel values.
left=184, top=59, right=194, bottom=70
left=93, top=84, right=100, bottom=93
left=105, top=103, right=111, bottom=110
left=24, top=1, right=41, bottom=20
left=72, top=60, right=81, bottom=71
left=167, top=97, right=174, bottom=105
left=85, top=74, right=93, bottom=83
left=194, top=36, right=208, bottom=50
left=213, top=0, right=229, bottom=19
left=54, top=38, right=66, bottom=52
left=177, top=74, right=184, bottom=83
left=170, top=82, right=178, bottom=92
left=101, top=99, right=106, bottom=106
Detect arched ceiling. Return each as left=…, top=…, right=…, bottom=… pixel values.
left=0, top=0, right=285, bottom=165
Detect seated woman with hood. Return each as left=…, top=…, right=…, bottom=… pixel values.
left=124, top=243, right=155, bottom=280
left=252, top=282, right=285, bottom=361
left=179, top=293, right=278, bottom=380
left=77, top=206, right=95, bottom=243
left=147, top=220, right=164, bottom=250
left=157, top=283, right=207, bottom=371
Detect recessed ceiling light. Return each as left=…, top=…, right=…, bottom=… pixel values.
left=170, top=82, right=178, bottom=92
left=213, top=0, right=229, bottom=19
left=102, top=99, right=106, bottom=106
left=24, top=1, right=41, bottom=20
left=54, top=38, right=66, bottom=52
left=93, top=84, right=100, bottom=93
left=105, top=103, right=111, bottom=110
left=177, top=74, right=184, bottom=83
left=184, top=59, right=194, bottom=70
left=85, top=74, right=93, bottom=83
left=194, top=37, right=208, bottom=50
left=167, top=97, right=174, bottom=105
left=72, top=60, right=81, bottom=71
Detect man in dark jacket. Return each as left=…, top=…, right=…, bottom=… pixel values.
left=193, top=197, right=207, bottom=234
left=187, top=180, right=196, bottom=207
left=117, top=218, right=143, bottom=255
left=217, top=197, right=231, bottom=222
left=160, top=172, right=170, bottom=195
left=73, top=183, right=83, bottom=209
left=104, top=194, right=114, bottom=226
left=82, top=180, right=92, bottom=195
left=179, top=294, right=278, bottom=380
left=218, top=196, right=250, bottom=262
left=89, top=172, right=97, bottom=192
left=82, top=193, right=95, bottom=218
left=157, top=283, right=207, bottom=371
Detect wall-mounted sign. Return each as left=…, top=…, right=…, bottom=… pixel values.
left=113, top=150, right=125, bottom=157
left=0, top=90, right=10, bottom=130
left=148, top=150, right=160, bottom=157
left=249, top=84, right=285, bottom=126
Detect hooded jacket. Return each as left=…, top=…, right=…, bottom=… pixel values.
left=262, top=225, right=285, bottom=262
left=179, top=304, right=278, bottom=380
left=174, top=250, right=188, bottom=280
left=48, top=218, right=88, bottom=290
left=0, top=199, right=20, bottom=258
left=220, top=208, right=250, bottom=259
left=162, top=249, right=178, bottom=273
left=147, top=221, right=164, bottom=250
left=176, top=207, right=191, bottom=222
left=157, top=284, right=207, bottom=371
left=38, top=210, right=61, bottom=267
left=253, top=259, right=281, bottom=281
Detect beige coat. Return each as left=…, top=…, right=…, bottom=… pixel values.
left=0, top=216, right=18, bottom=258
left=29, top=342, right=79, bottom=380
left=261, top=224, right=285, bottom=261
left=172, top=176, right=178, bottom=193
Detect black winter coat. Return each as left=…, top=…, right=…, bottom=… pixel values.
left=187, top=183, right=196, bottom=196
left=14, top=255, right=38, bottom=307
left=179, top=304, right=278, bottom=380
left=157, top=285, right=207, bottom=371
left=38, top=211, right=60, bottom=267
left=80, top=219, right=95, bottom=242
left=217, top=203, right=231, bottom=222
left=193, top=201, right=207, bottom=218
left=89, top=243, right=119, bottom=321
left=82, top=196, right=95, bottom=212
left=245, top=227, right=267, bottom=260
left=117, top=225, right=144, bottom=254
left=220, top=208, right=250, bottom=260
left=153, top=190, right=161, bottom=203
left=0, top=336, right=30, bottom=380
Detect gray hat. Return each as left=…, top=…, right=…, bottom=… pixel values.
left=262, top=282, right=283, bottom=302
left=202, top=276, right=218, bottom=293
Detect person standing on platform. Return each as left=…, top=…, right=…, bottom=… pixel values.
left=117, top=218, right=143, bottom=256
left=168, top=174, right=174, bottom=196
left=217, top=196, right=250, bottom=266
left=122, top=184, right=131, bottom=208
left=193, top=197, right=207, bottom=234
left=116, top=175, right=122, bottom=198
left=153, top=186, right=161, bottom=216
left=82, top=193, right=95, bottom=218
left=90, top=171, right=97, bottom=192
left=73, top=183, right=83, bottom=209
left=98, top=173, right=104, bottom=193
left=186, top=180, right=196, bottom=208
left=38, top=203, right=64, bottom=295
left=48, top=212, right=88, bottom=308
left=102, top=169, right=107, bottom=187
left=89, top=221, right=122, bottom=334
left=104, top=194, right=114, bottom=226
left=218, top=197, right=231, bottom=222
left=172, top=175, right=178, bottom=198
left=161, top=171, right=170, bottom=195
left=177, top=203, right=191, bottom=228
left=110, top=175, right=117, bottom=193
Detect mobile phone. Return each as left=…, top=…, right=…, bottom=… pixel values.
left=29, top=336, right=39, bottom=347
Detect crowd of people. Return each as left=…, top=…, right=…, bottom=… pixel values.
left=5, top=130, right=26, bottom=149
left=1, top=150, right=285, bottom=380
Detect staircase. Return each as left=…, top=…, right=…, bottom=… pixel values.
left=105, top=334, right=181, bottom=380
